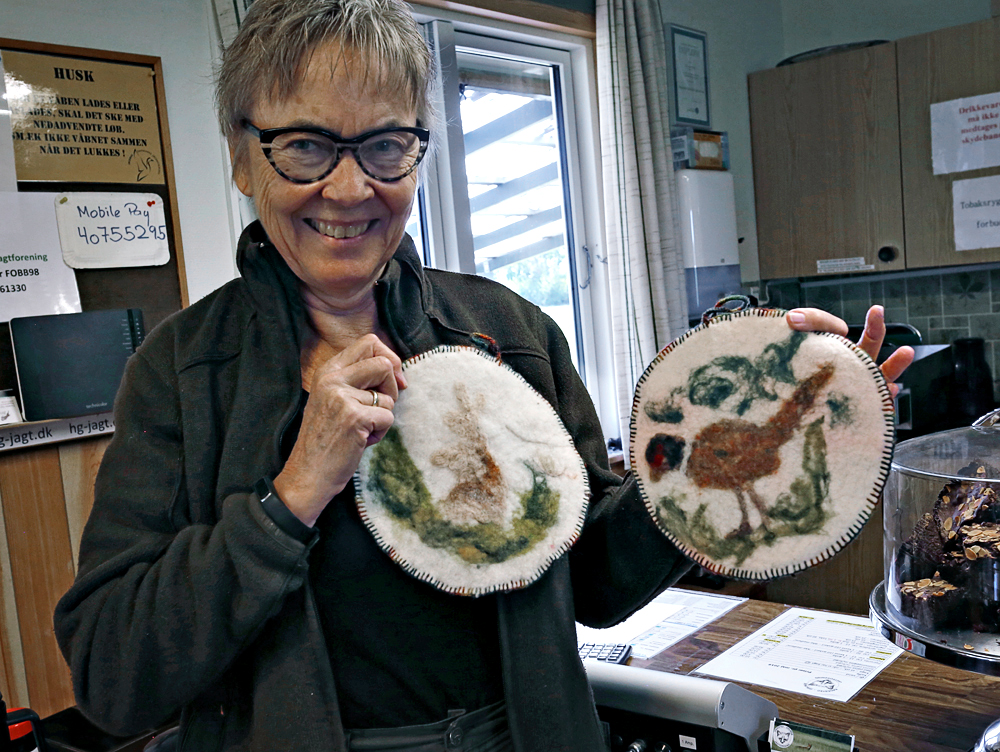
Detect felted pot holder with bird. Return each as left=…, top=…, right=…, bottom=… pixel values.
left=631, top=308, right=895, bottom=581
left=355, top=346, right=590, bottom=596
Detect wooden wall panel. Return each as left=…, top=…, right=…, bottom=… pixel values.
left=59, top=436, right=111, bottom=572
left=0, top=448, right=76, bottom=717
left=0, top=486, right=29, bottom=708
left=766, top=503, right=885, bottom=615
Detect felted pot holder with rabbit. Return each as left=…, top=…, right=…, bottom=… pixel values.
left=355, top=346, right=589, bottom=596
left=631, top=308, right=895, bottom=581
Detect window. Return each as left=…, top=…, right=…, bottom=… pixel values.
left=408, top=17, right=617, bottom=442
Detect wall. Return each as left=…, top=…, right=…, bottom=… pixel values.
left=766, top=264, right=1000, bottom=402
left=659, top=0, right=994, bottom=287
left=0, top=0, right=239, bottom=305
left=781, top=0, right=991, bottom=59
left=657, top=0, right=783, bottom=287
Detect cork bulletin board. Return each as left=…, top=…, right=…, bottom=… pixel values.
left=3, top=48, right=165, bottom=184
left=0, top=38, right=188, bottom=410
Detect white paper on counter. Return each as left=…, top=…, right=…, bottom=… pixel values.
left=55, top=192, right=169, bottom=268
left=577, top=588, right=745, bottom=660
left=0, top=192, right=81, bottom=323
left=953, top=174, right=1000, bottom=251
left=931, top=91, right=1000, bottom=175
left=694, top=607, right=902, bottom=702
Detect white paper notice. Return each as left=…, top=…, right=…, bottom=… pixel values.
left=54, top=192, right=169, bottom=268
left=694, top=607, right=902, bottom=702
left=577, top=588, right=745, bottom=660
left=953, top=174, right=1000, bottom=251
left=0, top=192, right=81, bottom=323
left=931, top=91, right=1000, bottom=175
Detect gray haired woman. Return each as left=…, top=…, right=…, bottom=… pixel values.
left=53, top=0, right=910, bottom=750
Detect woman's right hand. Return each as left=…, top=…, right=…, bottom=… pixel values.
left=273, top=333, right=406, bottom=526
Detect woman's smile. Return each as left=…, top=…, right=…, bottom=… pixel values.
left=305, top=218, right=376, bottom=240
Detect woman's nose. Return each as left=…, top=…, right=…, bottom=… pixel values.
left=320, top=150, right=373, bottom=203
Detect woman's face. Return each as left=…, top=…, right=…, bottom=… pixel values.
left=234, top=43, right=419, bottom=308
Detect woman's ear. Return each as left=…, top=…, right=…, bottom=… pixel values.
left=231, top=143, right=253, bottom=197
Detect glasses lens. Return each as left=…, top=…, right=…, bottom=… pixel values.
left=269, top=132, right=336, bottom=181
left=359, top=130, right=423, bottom=179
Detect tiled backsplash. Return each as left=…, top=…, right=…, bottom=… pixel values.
left=762, top=264, right=1000, bottom=399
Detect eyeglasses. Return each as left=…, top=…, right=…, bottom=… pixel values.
left=242, top=119, right=430, bottom=183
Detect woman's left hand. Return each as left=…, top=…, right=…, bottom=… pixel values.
left=786, top=305, right=915, bottom=397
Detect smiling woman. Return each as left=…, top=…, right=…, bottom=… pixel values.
left=49, top=1, right=696, bottom=750
left=48, top=2, right=909, bottom=751
left=232, top=43, right=424, bottom=311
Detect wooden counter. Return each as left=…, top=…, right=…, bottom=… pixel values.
left=632, top=598, right=1000, bottom=752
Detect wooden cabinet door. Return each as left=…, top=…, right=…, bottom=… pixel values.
left=898, top=17, right=1000, bottom=269
left=749, top=43, right=906, bottom=279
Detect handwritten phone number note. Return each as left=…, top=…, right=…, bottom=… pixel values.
left=55, top=192, right=170, bottom=269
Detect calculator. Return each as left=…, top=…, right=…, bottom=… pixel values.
left=577, top=642, right=632, bottom=664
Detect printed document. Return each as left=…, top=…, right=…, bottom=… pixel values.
left=576, top=588, right=744, bottom=660
left=695, top=607, right=902, bottom=702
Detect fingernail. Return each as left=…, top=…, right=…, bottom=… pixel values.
left=787, top=311, right=805, bottom=325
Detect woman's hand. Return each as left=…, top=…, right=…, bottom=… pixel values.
left=786, top=305, right=915, bottom=397
left=273, top=333, right=406, bottom=527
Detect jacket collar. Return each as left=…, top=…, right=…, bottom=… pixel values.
left=235, top=220, right=432, bottom=353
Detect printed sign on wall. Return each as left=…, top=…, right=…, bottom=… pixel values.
left=931, top=91, right=1000, bottom=175
left=953, top=174, right=1000, bottom=251
left=0, top=192, right=81, bottom=323
left=2, top=48, right=164, bottom=184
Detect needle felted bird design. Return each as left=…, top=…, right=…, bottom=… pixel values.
left=630, top=309, right=894, bottom=580
left=646, top=362, right=835, bottom=539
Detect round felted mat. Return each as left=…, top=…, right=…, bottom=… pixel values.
left=355, top=346, right=589, bottom=596
left=630, top=309, right=894, bottom=581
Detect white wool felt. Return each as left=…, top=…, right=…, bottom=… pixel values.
left=631, top=309, right=894, bottom=581
left=356, top=346, right=589, bottom=596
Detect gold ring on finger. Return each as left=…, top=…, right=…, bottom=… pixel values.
left=369, top=389, right=379, bottom=408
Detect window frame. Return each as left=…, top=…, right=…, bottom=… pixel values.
left=410, top=7, right=618, bottom=445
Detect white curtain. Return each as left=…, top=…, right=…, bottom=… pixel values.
left=596, top=0, right=689, bottom=450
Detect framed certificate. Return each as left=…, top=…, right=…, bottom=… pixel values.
left=668, top=25, right=710, bottom=128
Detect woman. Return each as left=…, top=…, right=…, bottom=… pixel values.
left=54, top=0, right=914, bottom=750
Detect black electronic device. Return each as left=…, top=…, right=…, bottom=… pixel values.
left=9, top=309, right=144, bottom=422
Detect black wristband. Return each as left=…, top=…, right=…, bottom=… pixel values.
left=254, top=476, right=314, bottom=543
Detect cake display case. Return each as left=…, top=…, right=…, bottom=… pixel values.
left=871, top=411, right=1000, bottom=751
left=873, top=413, right=1000, bottom=672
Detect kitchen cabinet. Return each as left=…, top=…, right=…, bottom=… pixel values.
left=749, top=17, right=1000, bottom=280
left=899, top=17, right=1000, bottom=268
left=749, top=42, right=905, bottom=280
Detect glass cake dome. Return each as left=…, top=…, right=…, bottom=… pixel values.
left=884, top=416, right=1000, bottom=636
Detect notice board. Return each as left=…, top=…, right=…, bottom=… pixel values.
left=0, top=38, right=188, bottom=409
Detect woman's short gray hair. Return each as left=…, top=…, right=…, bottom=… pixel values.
left=217, top=0, right=439, bottom=171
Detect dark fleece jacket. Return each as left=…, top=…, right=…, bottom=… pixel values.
left=54, top=221, right=691, bottom=751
